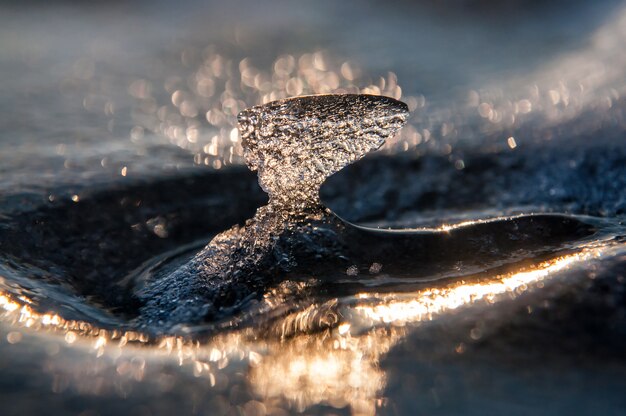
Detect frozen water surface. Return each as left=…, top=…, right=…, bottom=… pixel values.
left=1, top=1, right=626, bottom=415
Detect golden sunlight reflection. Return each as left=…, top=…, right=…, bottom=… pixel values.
left=352, top=252, right=592, bottom=327
left=0, top=245, right=610, bottom=415
left=248, top=327, right=401, bottom=416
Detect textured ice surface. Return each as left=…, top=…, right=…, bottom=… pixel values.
left=238, top=94, right=409, bottom=209
left=139, top=94, right=409, bottom=328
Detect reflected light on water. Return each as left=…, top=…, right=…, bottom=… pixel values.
left=249, top=327, right=398, bottom=415
left=0, top=246, right=607, bottom=415
left=352, top=251, right=592, bottom=326
left=245, top=249, right=600, bottom=415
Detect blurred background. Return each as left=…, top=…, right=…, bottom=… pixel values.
left=2, top=0, right=625, bottom=204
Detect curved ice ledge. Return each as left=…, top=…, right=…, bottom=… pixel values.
left=137, top=95, right=595, bottom=330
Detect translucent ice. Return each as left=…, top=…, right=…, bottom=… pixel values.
left=138, top=94, right=409, bottom=328
left=238, top=94, right=409, bottom=210
left=138, top=94, right=594, bottom=332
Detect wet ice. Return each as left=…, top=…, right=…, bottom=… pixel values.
left=138, top=94, right=409, bottom=329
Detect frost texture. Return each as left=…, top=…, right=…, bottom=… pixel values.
left=239, top=94, right=409, bottom=209
left=139, top=94, right=408, bottom=329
